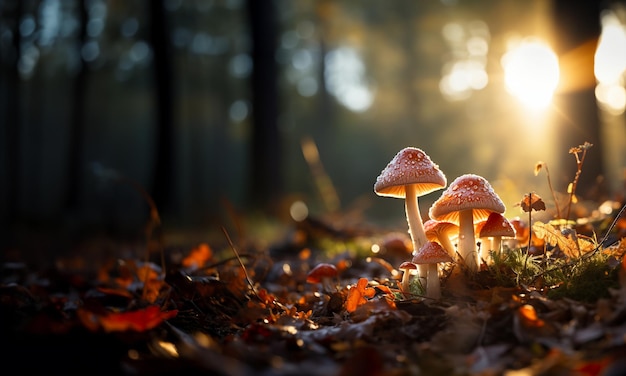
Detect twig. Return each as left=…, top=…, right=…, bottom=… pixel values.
left=221, top=226, right=261, bottom=302
left=538, top=162, right=561, bottom=219
left=565, top=142, right=592, bottom=222
left=520, top=192, right=533, bottom=285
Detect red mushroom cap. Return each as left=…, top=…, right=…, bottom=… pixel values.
left=411, top=242, right=453, bottom=264
left=428, top=174, right=505, bottom=225
left=478, top=212, right=516, bottom=238
left=398, top=261, right=418, bottom=270
left=306, top=263, right=338, bottom=283
left=374, top=147, right=446, bottom=198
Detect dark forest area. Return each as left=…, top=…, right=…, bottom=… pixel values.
left=1, top=0, right=626, bottom=374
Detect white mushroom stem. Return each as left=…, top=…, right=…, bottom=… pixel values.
left=458, top=209, right=478, bottom=272
left=478, top=236, right=492, bottom=263
left=405, top=184, right=428, bottom=284
left=400, top=270, right=412, bottom=294
left=437, top=233, right=456, bottom=259
left=492, top=236, right=503, bottom=256
left=321, top=277, right=335, bottom=293
left=426, top=263, right=441, bottom=299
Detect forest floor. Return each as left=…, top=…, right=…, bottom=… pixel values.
left=2, top=202, right=626, bottom=376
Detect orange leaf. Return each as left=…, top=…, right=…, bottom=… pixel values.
left=79, top=305, right=178, bottom=333
left=182, top=243, right=213, bottom=269
left=517, top=304, right=544, bottom=328
left=345, top=278, right=375, bottom=313
left=374, top=285, right=393, bottom=296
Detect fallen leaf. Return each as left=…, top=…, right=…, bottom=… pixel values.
left=520, top=193, right=546, bottom=213
left=182, top=243, right=213, bottom=270
left=345, top=278, right=375, bottom=313
left=518, top=304, right=544, bottom=328
left=78, top=305, right=178, bottom=333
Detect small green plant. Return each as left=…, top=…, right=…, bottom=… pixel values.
left=409, top=273, right=426, bottom=297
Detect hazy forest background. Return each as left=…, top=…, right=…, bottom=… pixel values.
left=1, top=0, right=625, bottom=258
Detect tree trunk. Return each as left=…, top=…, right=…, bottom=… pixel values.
left=246, top=0, right=282, bottom=212
left=550, top=0, right=605, bottom=200
left=149, top=0, right=175, bottom=219
left=65, top=0, right=88, bottom=214
left=0, top=1, right=22, bottom=243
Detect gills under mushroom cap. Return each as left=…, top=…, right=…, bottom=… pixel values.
left=374, top=147, right=447, bottom=198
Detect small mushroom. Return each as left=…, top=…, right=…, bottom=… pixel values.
left=423, top=219, right=459, bottom=259
left=478, top=212, right=516, bottom=262
left=398, top=261, right=418, bottom=296
left=429, top=174, right=505, bottom=272
left=411, top=241, right=453, bottom=300
left=306, top=263, right=338, bottom=292
left=474, top=219, right=490, bottom=262
left=374, top=147, right=447, bottom=284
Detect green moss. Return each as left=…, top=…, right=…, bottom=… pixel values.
left=480, top=245, right=620, bottom=303
left=545, top=254, right=620, bottom=302
left=484, top=247, right=543, bottom=287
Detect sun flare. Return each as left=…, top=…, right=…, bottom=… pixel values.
left=502, top=38, right=560, bottom=110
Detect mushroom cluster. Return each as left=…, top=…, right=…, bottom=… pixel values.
left=374, top=148, right=513, bottom=300
left=429, top=174, right=506, bottom=272
left=374, top=147, right=447, bottom=286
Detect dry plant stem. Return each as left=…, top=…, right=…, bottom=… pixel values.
left=458, top=209, right=478, bottom=272
left=222, top=226, right=261, bottom=302
left=521, top=192, right=533, bottom=284
left=565, top=146, right=589, bottom=221
left=543, top=164, right=561, bottom=219
left=405, top=184, right=429, bottom=283
left=527, top=192, right=532, bottom=252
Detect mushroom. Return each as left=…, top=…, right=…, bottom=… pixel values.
left=411, top=241, right=453, bottom=300
left=478, top=212, right=516, bottom=262
left=474, top=219, right=490, bottom=262
left=306, top=263, right=338, bottom=292
left=398, top=261, right=417, bottom=296
left=423, top=219, right=459, bottom=259
left=428, top=174, right=505, bottom=272
left=374, top=147, right=447, bottom=285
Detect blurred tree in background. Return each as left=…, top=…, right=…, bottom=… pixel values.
left=1, top=0, right=625, bottom=253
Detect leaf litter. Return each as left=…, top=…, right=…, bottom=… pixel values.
left=2, top=209, right=625, bottom=376
left=3, top=144, right=626, bottom=375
